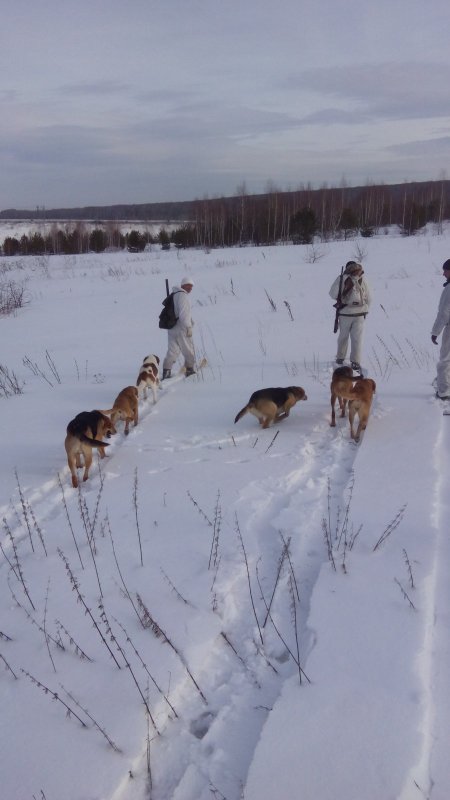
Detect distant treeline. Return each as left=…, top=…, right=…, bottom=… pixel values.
left=1, top=179, right=449, bottom=254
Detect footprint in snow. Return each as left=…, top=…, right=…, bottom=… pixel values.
left=189, top=710, right=217, bottom=740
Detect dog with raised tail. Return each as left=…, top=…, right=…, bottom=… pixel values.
left=64, top=410, right=116, bottom=488
left=136, top=354, right=160, bottom=403
left=234, top=386, right=307, bottom=429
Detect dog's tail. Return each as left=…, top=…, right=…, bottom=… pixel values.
left=78, top=433, right=110, bottom=448
left=234, top=404, right=251, bottom=424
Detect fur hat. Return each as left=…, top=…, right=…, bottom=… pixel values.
left=442, top=260, right=450, bottom=271
left=345, top=261, right=362, bottom=274
left=181, top=276, right=194, bottom=286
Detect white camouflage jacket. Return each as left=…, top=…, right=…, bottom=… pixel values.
left=329, top=272, right=372, bottom=316
left=171, top=286, right=193, bottom=333
left=431, top=281, right=450, bottom=337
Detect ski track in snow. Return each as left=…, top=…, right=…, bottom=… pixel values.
left=398, top=411, right=450, bottom=800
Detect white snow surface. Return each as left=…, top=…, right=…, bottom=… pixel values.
left=1, top=232, right=449, bottom=800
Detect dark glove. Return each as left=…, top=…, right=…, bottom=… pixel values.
left=431, top=335, right=438, bottom=345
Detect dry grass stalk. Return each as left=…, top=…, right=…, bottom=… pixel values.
left=113, top=616, right=179, bottom=719
left=136, top=593, right=207, bottom=704
left=2, top=519, right=36, bottom=610
left=133, top=467, right=144, bottom=567
left=0, top=653, right=18, bottom=679
left=54, top=619, right=93, bottom=662
left=235, top=514, right=263, bottom=645
left=58, top=549, right=122, bottom=668
left=21, top=669, right=87, bottom=727
left=373, top=505, right=407, bottom=551
left=61, top=684, right=122, bottom=752
left=57, top=472, right=84, bottom=569
left=98, top=602, right=160, bottom=734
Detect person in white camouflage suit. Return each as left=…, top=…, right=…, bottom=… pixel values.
left=162, top=276, right=196, bottom=379
left=431, top=259, right=450, bottom=401
left=329, top=260, right=372, bottom=372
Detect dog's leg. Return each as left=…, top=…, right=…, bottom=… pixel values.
left=355, top=409, right=369, bottom=442
left=124, top=418, right=130, bottom=435
left=348, top=403, right=357, bottom=440
left=67, top=455, right=79, bottom=488
left=340, top=397, right=347, bottom=418
left=151, top=383, right=158, bottom=404
left=82, top=448, right=93, bottom=482
left=331, top=393, right=337, bottom=427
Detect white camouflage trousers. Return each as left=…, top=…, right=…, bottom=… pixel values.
left=336, top=315, right=365, bottom=364
left=436, top=324, right=450, bottom=396
left=163, top=327, right=195, bottom=371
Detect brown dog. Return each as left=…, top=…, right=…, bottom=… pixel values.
left=64, top=410, right=116, bottom=488
left=348, top=378, right=376, bottom=442
left=234, top=386, right=307, bottom=429
left=105, top=386, right=139, bottom=435
left=136, top=354, right=160, bottom=403
left=330, top=366, right=357, bottom=427
left=330, top=367, right=375, bottom=441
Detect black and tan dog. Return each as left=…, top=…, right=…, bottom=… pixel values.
left=64, top=410, right=116, bottom=488
left=234, top=386, right=307, bottom=429
left=136, top=354, right=160, bottom=403
left=330, top=366, right=376, bottom=441
left=104, top=386, right=139, bottom=435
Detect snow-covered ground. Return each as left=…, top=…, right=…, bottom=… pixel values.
left=0, top=230, right=449, bottom=800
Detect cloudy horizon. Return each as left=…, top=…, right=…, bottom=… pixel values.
left=2, top=0, right=450, bottom=210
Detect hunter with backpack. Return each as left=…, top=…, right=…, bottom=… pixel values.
left=160, top=277, right=196, bottom=379
left=329, top=261, right=372, bottom=372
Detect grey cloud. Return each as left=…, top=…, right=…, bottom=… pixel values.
left=58, top=80, right=132, bottom=96
left=299, top=108, right=370, bottom=125
left=0, top=125, right=118, bottom=167
left=387, top=136, right=450, bottom=156
left=288, top=62, right=450, bottom=122
left=131, top=103, right=302, bottom=143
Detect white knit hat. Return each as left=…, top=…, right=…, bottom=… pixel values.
left=181, top=276, right=194, bottom=286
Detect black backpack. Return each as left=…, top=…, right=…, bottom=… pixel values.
left=158, top=291, right=181, bottom=329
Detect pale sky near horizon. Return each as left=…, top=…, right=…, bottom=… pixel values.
left=2, top=0, right=450, bottom=210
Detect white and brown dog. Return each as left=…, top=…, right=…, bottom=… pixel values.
left=136, top=354, right=160, bottom=403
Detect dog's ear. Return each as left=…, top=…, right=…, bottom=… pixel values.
left=155, top=355, right=160, bottom=364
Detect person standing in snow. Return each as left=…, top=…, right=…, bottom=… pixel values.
left=162, top=276, right=196, bottom=379
left=329, top=260, right=372, bottom=372
left=431, top=259, right=450, bottom=401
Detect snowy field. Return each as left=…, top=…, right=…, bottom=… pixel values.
left=1, top=230, right=449, bottom=800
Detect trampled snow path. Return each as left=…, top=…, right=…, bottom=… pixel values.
left=106, top=382, right=369, bottom=800
left=398, top=410, right=450, bottom=800
left=244, top=385, right=450, bottom=800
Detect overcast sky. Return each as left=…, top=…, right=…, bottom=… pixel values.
left=2, top=0, right=450, bottom=210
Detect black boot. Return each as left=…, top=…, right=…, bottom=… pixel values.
left=162, top=368, right=171, bottom=380
left=185, top=366, right=196, bottom=377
